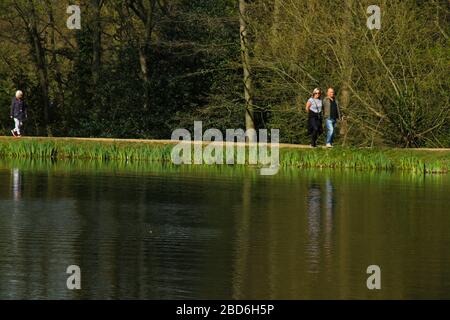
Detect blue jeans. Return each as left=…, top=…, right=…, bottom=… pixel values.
left=325, top=119, right=337, bottom=145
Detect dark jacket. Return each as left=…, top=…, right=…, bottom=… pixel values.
left=10, top=98, right=28, bottom=121
left=323, top=97, right=341, bottom=120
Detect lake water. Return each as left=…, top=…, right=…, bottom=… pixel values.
left=0, top=159, right=449, bottom=300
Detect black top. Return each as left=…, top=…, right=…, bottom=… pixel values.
left=329, top=99, right=338, bottom=120
left=10, top=98, right=28, bottom=121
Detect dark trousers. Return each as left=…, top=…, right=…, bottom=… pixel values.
left=308, top=112, right=323, bottom=147
left=311, top=129, right=319, bottom=147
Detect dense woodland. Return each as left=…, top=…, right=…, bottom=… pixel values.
left=0, top=0, right=448, bottom=147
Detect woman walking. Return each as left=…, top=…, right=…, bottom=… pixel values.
left=10, top=90, right=27, bottom=138
left=306, top=88, right=323, bottom=148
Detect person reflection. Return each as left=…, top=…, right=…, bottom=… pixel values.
left=306, top=182, right=321, bottom=272
left=11, top=168, right=23, bottom=201
left=305, top=178, right=335, bottom=273
left=323, top=178, right=335, bottom=258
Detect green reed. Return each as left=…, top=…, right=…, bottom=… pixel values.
left=0, top=137, right=448, bottom=174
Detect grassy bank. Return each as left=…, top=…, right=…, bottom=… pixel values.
left=0, top=137, right=448, bottom=173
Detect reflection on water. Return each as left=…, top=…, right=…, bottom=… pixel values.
left=11, top=168, right=22, bottom=201
left=306, top=179, right=335, bottom=274
left=324, top=179, right=335, bottom=262
left=0, top=159, right=449, bottom=299
left=306, top=182, right=321, bottom=273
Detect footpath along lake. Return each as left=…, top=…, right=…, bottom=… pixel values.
left=0, top=158, right=449, bottom=299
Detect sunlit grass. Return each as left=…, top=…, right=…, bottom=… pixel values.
left=0, top=137, right=448, bottom=174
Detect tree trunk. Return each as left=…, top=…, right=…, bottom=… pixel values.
left=28, top=0, right=52, bottom=136
left=239, top=0, right=256, bottom=141
left=339, top=0, right=354, bottom=145
left=45, top=0, right=65, bottom=112
left=142, top=1, right=155, bottom=111
left=127, top=0, right=156, bottom=111
left=92, top=0, right=103, bottom=86
left=271, top=0, right=282, bottom=38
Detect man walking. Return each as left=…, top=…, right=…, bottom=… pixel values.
left=322, top=88, right=341, bottom=148
left=10, top=90, right=27, bottom=137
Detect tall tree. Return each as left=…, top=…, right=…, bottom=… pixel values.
left=44, top=0, right=65, bottom=113
left=126, top=0, right=157, bottom=111
left=239, top=0, right=255, bottom=140
left=23, top=0, right=52, bottom=135
left=91, top=0, right=104, bottom=86
left=338, top=0, right=354, bottom=145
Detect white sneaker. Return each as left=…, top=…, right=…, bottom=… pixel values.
left=326, top=143, right=333, bottom=148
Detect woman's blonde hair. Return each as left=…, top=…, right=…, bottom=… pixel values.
left=311, top=88, right=321, bottom=97
left=15, top=90, right=23, bottom=98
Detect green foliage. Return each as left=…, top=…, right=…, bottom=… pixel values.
left=249, top=0, right=450, bottom=147
left=0, top=0, right=448, bottom=148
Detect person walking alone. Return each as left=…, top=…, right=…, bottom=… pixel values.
left=10, top=90, right=28, bottom=138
